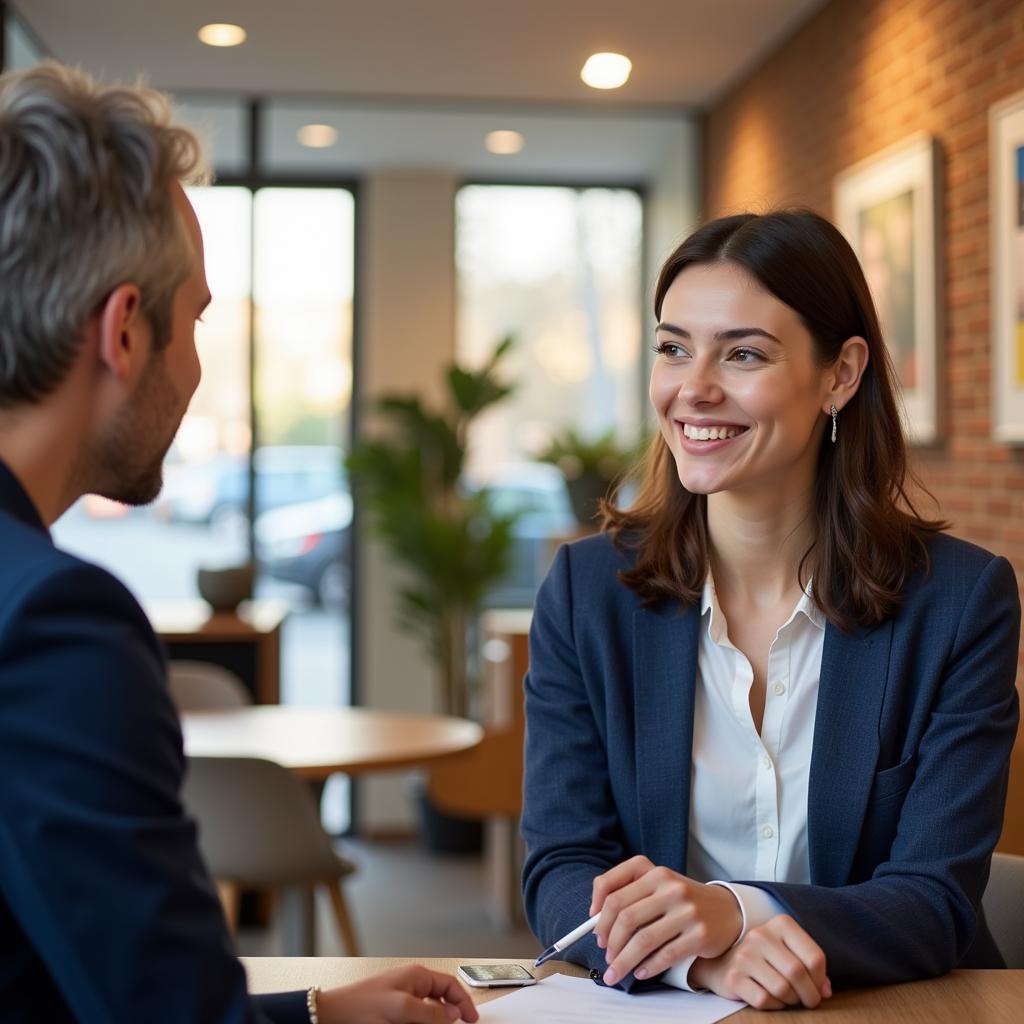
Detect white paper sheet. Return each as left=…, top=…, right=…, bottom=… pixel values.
left=477, top=973, right=745, bottom=1023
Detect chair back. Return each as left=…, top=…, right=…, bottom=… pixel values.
left=182, top=756, right=343, bottom=885
left=168, top=660, right=250, bottom=711
left=983, top=851, right=1024, bottom=968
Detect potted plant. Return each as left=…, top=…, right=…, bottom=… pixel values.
left=536, top=427, right=638, bottom=524
left=346, top=336, right=519, bottom=719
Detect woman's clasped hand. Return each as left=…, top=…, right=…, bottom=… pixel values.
left=591, top=856, right=830, bottom=1009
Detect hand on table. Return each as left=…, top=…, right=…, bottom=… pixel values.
left=316, top=965, right=480, bottom=1024
left=589, top=855, right=743, bottom=986
left=689, top=914, right=830, bottom=1010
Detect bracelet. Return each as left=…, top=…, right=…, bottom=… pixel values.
left=306, top=985, right=321, bottom=1024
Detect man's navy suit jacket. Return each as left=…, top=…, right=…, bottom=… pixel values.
left=0, top=461, right=307, bottom=1022
left=522, top=531, right=1021, bottom=988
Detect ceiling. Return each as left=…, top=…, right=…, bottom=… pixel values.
left=17, top=0, right=825, bottom=109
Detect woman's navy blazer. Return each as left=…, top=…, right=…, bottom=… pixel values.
left=521, top=531, right=1021, bottom=988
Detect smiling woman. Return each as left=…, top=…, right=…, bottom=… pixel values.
left=650, top=261, right=849, bottom=506
left=609, top=210, right=941, bottom=629
left=521, top=209, right=1020, bottom=1011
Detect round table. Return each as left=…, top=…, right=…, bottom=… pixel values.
left=182, top=705, right=483, bottom=955
left=182, top=705, right=483, bottom=779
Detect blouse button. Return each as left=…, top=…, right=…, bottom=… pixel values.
left=762, top=825, right=774, bottom=839
left=773, top=682, right=785, bottom=696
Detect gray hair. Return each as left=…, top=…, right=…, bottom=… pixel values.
left=0, top=61, right=210, bottom=407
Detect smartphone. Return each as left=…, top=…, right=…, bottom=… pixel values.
left=457, top=964, right=537, bottom=988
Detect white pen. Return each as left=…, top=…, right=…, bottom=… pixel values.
left=533, top=912, right=602, bottom=967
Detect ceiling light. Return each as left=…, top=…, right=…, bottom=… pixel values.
left=485, top=130, right=525, bottom=155
left=197, top=23, right=247, bottom=47
left=581, top=52, right=632, bottom=90
left=297, top=124, right=339, bottom=148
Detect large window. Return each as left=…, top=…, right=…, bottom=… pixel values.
left=456, top=185, right=644, bottom=604
left=458, top=186, right=643, bottom=467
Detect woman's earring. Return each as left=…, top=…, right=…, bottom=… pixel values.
left=830, top=404, right=838, bottom=444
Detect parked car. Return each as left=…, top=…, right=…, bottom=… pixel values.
left=253, top=461, right=574, bottom=610
left=471, top=462, right=577, bottom=608
left=156, top=446, right=346, bottom=529
left=255, top=491, right=353, bottom=606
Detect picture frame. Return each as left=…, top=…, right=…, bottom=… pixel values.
left=833, top=133, right=942, bottom=444
left=990, top=91, right=1024, bottom=443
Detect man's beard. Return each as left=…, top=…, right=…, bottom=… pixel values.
left=90, top=350, right=185, bottom=507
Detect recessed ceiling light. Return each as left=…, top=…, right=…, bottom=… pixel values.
left=197, top=23, right=247, bottom=48
left=485, top=130, right=525, bottom=155
left=581, top=52, right=632, bottom=90
left=297, top=123, right=339, bottom=149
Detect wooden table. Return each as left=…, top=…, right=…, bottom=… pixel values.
left=241, top=957, right=1024, bottom=1022
left=185, top=707, right=483, bottom=954
left=182, top=705, right=484, bottom=781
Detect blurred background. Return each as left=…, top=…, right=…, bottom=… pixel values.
left=6, top=0, right=1023, bottom=952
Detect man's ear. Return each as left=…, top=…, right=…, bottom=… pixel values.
left=96, top=283, right=147, bottom=381
left=826, top=335, right=869, bottom=414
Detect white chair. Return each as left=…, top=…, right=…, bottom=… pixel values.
left=167, top=659, right=251, bottom=710
left=983, top=851, right=1024, bottom=968
left=182, top=755, right=360, bottom=955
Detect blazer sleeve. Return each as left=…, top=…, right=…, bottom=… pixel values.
left=0, top=557, right=307, bottom=1024
left=521, top=544, right=632, bottom=985
left=747, top=554, right=1021, bottom=986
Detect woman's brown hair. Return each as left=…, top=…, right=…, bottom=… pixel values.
left=603, top=209, right=945, bottom=631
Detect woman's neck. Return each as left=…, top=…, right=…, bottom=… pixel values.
left=705, top=486, right=816, bottom=609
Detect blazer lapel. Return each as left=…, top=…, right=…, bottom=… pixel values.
left=632, top=601, right=701, bottom=874
left=808, top=618, right=893, bottom=886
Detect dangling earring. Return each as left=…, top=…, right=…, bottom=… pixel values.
left=830, top=404, right=838, bottom=444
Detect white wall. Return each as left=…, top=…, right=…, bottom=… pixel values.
left=356, top=170, right=458, bottom=831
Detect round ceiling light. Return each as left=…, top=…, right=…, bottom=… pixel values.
left=198, top=23, right=248, bottom=47
left=485, top=130, right=525, bottom=155
left=297, top=124, right=339, bottom=148
left=580, top=52, right=632, bottom=90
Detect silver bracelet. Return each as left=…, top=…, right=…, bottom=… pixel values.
left=306, top=985, right=321, bottom=1024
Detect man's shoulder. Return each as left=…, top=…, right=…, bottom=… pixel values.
left=0, top=506, right=163, bottom=695
left=0, top=506, right=146, bottom=619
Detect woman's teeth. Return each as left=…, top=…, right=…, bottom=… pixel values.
left=682, top=423, right=744, bottom=441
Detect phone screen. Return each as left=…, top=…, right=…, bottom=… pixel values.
left=459, top=964, right=534, bottom=983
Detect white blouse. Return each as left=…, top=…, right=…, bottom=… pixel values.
left=666, top=574, right=825, bottom=990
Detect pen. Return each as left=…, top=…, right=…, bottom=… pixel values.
left=533, top=912, right=602, bottom=967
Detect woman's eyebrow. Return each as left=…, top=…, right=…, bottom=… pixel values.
left=655, top=322, right=782, bottom=344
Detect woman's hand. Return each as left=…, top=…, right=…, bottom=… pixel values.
left=590, top=855, right=743, bottom=985
left=689, top=915, right=830, bottom=1010
left=316, top=965, right=480, bottom=1024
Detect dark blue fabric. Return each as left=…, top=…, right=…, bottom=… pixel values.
left=0, top=461, right=307, bottom=1023
left=521, top=531, right=1020, bottom=990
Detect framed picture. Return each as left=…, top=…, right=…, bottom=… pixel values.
left=991, top=91, right=1024, bottom=442
left=833, top=134, right=942, bottom=444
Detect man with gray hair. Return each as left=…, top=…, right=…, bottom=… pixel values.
left=0, top=62, right=478, bottom=1024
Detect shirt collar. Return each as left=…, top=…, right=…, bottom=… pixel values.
left=701, top=572, right=826, bottom=635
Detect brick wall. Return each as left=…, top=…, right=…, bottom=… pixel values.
left=704, top=0, right=1024, bottom=853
